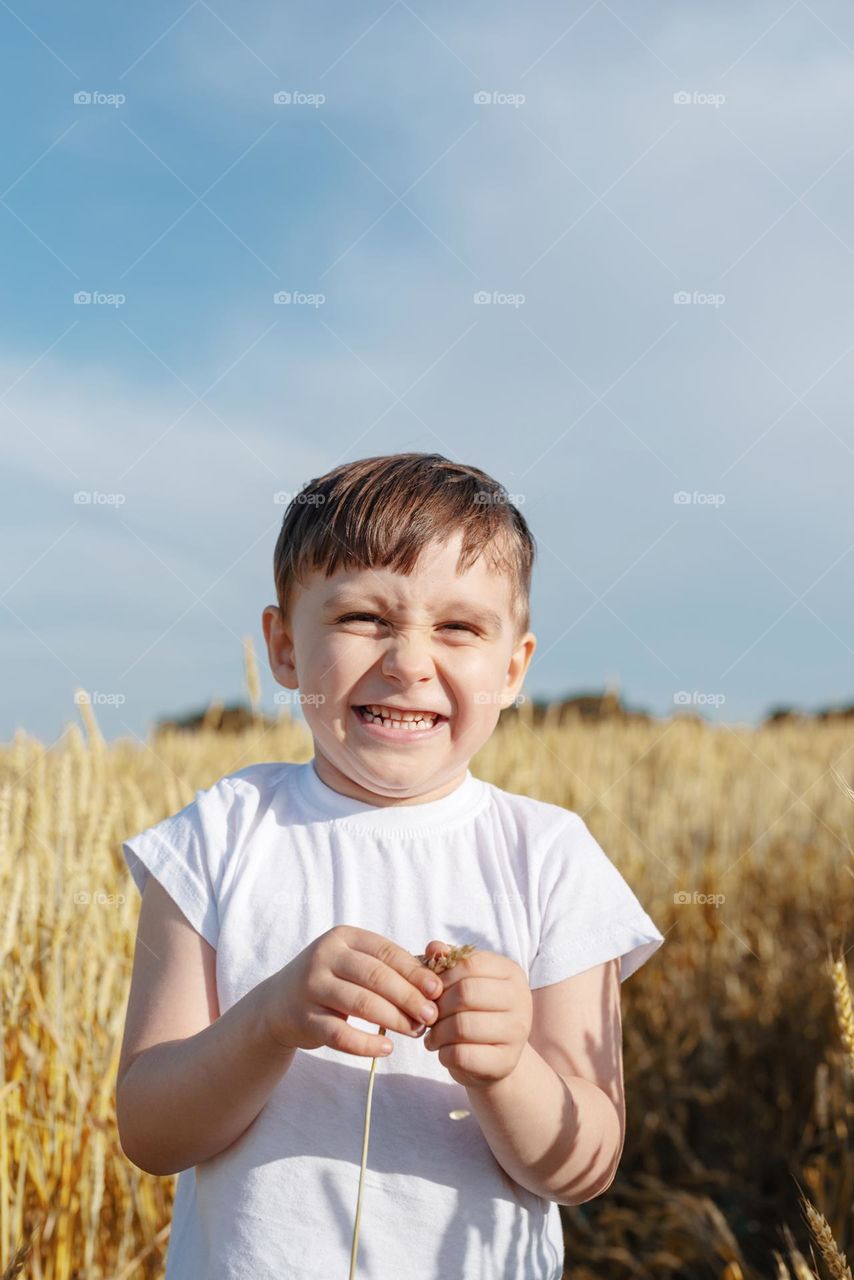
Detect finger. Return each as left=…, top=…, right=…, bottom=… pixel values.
left=422, top=940, right=451, bottom=965
left=336, top=934, right=442, bottom=1025
left=436, top=976, right=511, bottom=1015
left=338, top=926, right=444, bottom=1001
left=312, top=1010, right=394, bottom=1058
left=322, top=975, right=433, bottom=1038
left=424, top=1011, right=508, bottom=1051
left=431, top=950, right=507, bottom=990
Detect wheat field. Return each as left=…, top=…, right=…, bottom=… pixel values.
left=0, top=684, right=852, bottom=1279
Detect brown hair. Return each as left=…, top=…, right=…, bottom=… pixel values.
left=272, top=452, right=536, bottom=639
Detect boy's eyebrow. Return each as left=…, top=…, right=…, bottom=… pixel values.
left=323, top=592, right=505, bottom=633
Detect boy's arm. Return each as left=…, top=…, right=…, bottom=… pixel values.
left=116, top=876, right=296, bottom=1176
left=464, top=958, right=625, bottom=1207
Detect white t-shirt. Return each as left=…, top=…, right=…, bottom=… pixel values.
left=121, top=759, right=664, bottom=1280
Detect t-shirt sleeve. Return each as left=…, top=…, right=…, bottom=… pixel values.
left=121, top=778, right=232, bottom=950
left=529, top=811, right=665, bottom=988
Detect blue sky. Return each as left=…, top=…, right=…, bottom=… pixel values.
left=2, top=0, right=853, bottom=743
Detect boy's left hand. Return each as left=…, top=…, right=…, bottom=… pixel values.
left=420, top=940, right=533, bottom=1090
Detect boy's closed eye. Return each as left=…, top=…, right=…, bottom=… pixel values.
left=335, top=613, right=482, bottom=635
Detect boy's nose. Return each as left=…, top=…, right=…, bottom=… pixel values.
left=379, top=635, right=435, bottom=682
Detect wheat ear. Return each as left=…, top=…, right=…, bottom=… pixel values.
left=1, top=1240, right=32, bottom=1280
left=347, top=944, right=477, bottom=1279
left=830, top=957, right=854, bottom=1075
left=801, top=1194, right=853, bottom=1280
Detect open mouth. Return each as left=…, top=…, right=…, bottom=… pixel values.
left=353, top=705, right=448, bottom=734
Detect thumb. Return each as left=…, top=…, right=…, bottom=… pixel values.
left=421, top=940, right=452, bottom=966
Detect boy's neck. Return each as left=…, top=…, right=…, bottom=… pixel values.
left=310, top=753, right=469, bottom=807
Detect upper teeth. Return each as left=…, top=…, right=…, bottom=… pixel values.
left=364, top=704, right=438, bottom=721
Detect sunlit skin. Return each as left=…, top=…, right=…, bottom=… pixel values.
left=261, top=528, right=536, bottom=808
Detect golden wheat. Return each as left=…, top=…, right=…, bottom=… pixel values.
left=830, top=957, right=854, bottom=1075
left=0, top=1239, right=31, bottom=1280
left=801, top=1196, right=853, bottom=1280
left=772, top=1250, right=792, bottom=1280
left=1, top=688, right=853, bottom=1276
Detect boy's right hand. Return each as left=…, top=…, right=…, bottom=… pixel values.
left=262, top=925, right=443, bottom=1058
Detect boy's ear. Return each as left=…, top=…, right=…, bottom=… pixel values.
left=261, top=604, right=299, bottom=690
left=502, top=630, right=536, bottom=707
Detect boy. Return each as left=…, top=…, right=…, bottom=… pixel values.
left=117, top=451, right=664, bottom=1279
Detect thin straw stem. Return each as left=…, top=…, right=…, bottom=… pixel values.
left=347, top=1025, right=387, bottom=1280
left=347, top=944, right=477, bottom=1278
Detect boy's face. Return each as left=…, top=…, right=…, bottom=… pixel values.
left=262, top=529, right=536, bottom=806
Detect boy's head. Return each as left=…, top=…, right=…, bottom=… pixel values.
left=262, top=453, right=536, bottom=806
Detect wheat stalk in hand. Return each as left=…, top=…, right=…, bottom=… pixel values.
left=347, top=944, right=477, bottom=1279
